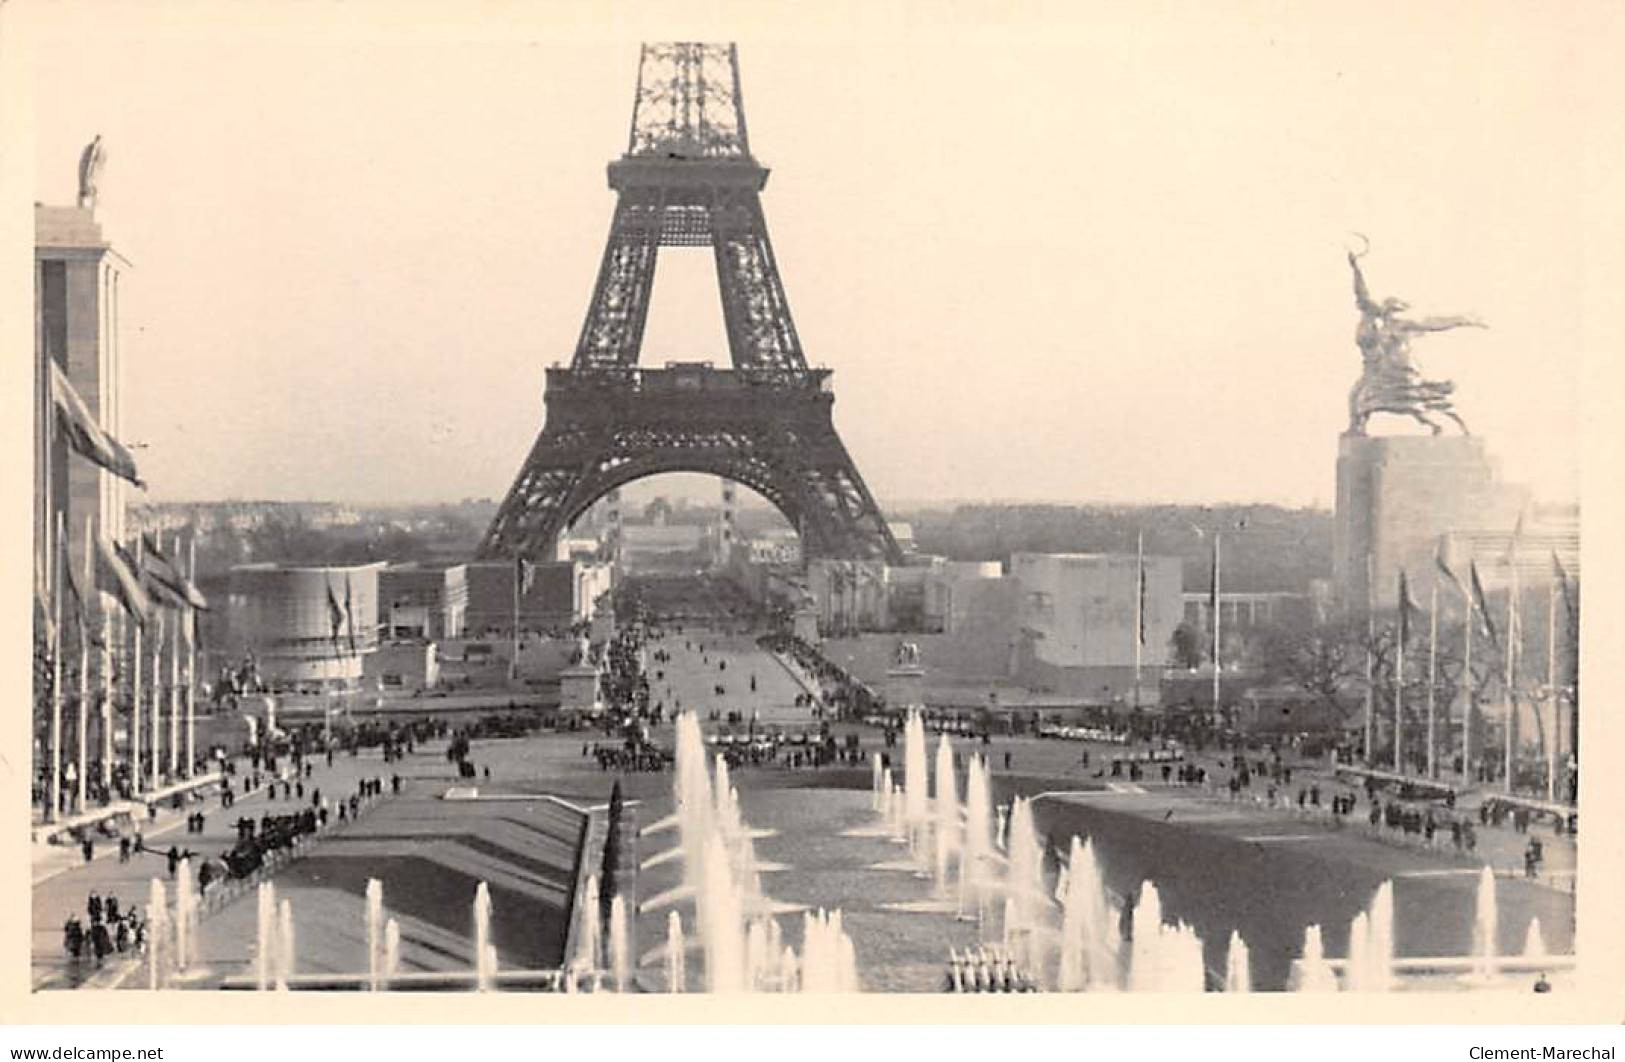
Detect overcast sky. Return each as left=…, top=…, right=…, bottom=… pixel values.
left=25, top=2, right=1598, bottom=510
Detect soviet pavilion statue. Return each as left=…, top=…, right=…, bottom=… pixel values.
left=1346, top=242, right=1486, bottom=435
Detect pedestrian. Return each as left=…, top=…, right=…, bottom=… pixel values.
left=166, top=846, right=179, bottom=877
left=81, top=836, right=94, bottom=863
left=88, top=892, right=103, bottom=924
left=105, top=894, right=119, bottom=922
left=118, top=836, right=131, bottom=863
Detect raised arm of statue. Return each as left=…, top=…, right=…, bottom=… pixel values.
left=1401, top=314, right=1486, bottom=334
left=1349, top=251, right=1379, bottom=316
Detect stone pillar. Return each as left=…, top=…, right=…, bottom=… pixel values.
left=885, top=663, right=926, bottom=711
left=559, top=661, right=601, bottom=716
left=1335, top=433, right=1527, bottom=611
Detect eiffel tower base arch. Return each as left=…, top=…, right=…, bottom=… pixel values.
left=478, top=366, right=901, bottom=564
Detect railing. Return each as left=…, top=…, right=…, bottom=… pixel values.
left=219, top=967, right=608, bottom=992
left=547, top=366, right=828, bottom=394
left=559, top=798, right=601, bottom=971
left=193, top=787, right=389, bottom=922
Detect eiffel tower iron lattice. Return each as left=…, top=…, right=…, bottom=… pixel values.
left=479, top=43, right=902, bottom=564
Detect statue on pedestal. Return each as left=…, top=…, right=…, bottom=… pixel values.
left=1346, top=239, right=1485, bottom=436
left=77, top=135, right=106, bottom=211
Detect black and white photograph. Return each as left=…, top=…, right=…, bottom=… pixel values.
left=4, top=0, right=1621, bottom=1035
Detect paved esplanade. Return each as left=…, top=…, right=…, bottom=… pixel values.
left=646, top=627, right=819, bottom=729
left=31, top=745, right=404, bottom=990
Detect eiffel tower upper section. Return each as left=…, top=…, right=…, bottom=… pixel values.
left=572, top=42, right=807, bottom=378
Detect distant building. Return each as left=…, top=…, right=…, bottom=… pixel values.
left=742, top=529, right=800, bottom=566
left=888, top=522, right=916, bottom=554
left=924, top=561, right=1004, bottom=632
left=1436, top=503, right=1579, bottom=592
left=555, top=536, right=602, bottom=562
left=1011, top=552, right=1183, bottom=670
left=618, top=524, right=706, bottom=568
left=220, top=562, right=385, bottom=688
left=1181, top=591, right=1316, bottom=637
left=464, top=559, right=612, bottom=635
left=643, top=497, right=676, bottom=525
left=379, top=563, right=468, bottom=641
left=364, top=641, right=440, bottom=692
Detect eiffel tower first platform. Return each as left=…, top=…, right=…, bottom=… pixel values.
left=479, top=43, right=902, bottom=566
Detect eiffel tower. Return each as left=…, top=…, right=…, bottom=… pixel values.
left=479, top=43, right=901, bottom=565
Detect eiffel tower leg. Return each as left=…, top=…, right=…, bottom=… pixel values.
left=574, top=190, right=663, bottom=371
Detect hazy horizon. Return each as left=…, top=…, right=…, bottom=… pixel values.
left=28, top=5, right=1585, bottom=513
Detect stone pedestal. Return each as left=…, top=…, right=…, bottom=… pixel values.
left=558, top=663, right=602, bottom=715
left=1334, top=432, right=1527, bottom=609
left=885, top=665, right=926, bottom=711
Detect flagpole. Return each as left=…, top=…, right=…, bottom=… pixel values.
left=78, top=517, right=92, bottom=812
left=1461, top=582, right=1472, bottom=784
left=50, top=511, right=65, bottom=824
left=100, top=586, right=113, bottom=795
left=131, top=535, right=143, bottom=796
left=168, top=535, right=182, bottom=779
left=1503, top=574, right=1517, bottom=795
left=1394, top=571, right=1404, bottom=776
left=1363, top=551, right=1374, bottom=767
left=186, top=533, right=197, bottom=778
left=1545, top=579, right=1557, bottom=803
left=1211, top=532, right=1221, bottom=719
left=151, top=607, right=163, bottom=792
left=511, top=555, right=521, bottom=684
left=1427, top=579, right=1438, bottom=780
left=1133, top=530, right=1143, bottom=712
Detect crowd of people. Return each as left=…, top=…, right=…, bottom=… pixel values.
left=62, top=890, right=146, bottom=966
left=757, top=632, right=881, bottom=720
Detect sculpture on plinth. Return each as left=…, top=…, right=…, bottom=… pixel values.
left=1346, top=238, right=1485, bottom=436
left=77, top=135, right=106, bottom=211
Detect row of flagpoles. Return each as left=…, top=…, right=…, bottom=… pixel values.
left=1159, top=521, right=1575, bottom=802
left=1372, top=527, right=1578, bottom=800
left=39, top=513, right=210, bottom=822
left=37, top=356, right=210, bottom=824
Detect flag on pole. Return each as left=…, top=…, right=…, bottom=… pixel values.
left=1136, top=537, right=1148, bottom=647
left=516, top=555, right=536, bottom=597
left=62, top=553, right=90, bottom=638
left=1398, top=570, right=1418, bottom=645
left=1207, top=536, right=1219, bottom=622
left=139, top=533, right=208, bottom=610
left=48, top=360, right=145, bottom=488
left=1469, top=560, right=1499, bottom=651
left=344, top=574, right=357, bottom=652
left=1434, top=547, right=1468, bottom=601
left=96, top=534, right=151, bottom=625
left=35, top=555, right=57, bottom=646
left=1551, top=552, right=1577, bottom=633
left=325, top=580, right=345, bottom=648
